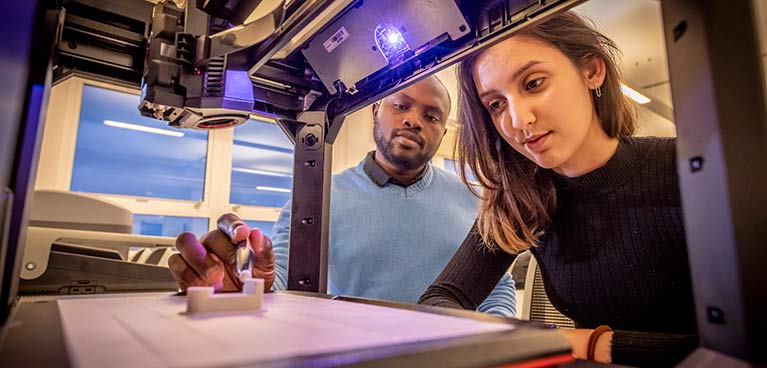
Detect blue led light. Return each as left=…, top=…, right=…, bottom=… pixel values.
left=374, top=23, right=410, bottom=63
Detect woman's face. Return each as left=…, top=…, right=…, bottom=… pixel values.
left=473, top=35, right=607, bottom=175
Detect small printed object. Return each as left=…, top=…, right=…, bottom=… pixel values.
left=186, top=277, right=264, bottom=314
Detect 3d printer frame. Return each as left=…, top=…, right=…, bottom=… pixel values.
left=138, top=3, right=767, bottom=364
left=1, top=0, right=763, bottom=365
left=138, top=0, right=589, bottom=294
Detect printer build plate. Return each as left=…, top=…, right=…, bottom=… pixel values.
left=0, top=291, right=572, bottom=368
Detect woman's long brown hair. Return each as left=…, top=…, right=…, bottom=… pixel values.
left=456, top=12, right=637, bottom=254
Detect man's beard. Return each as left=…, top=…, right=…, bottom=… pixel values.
left=373, top=117, right=433, bottom=171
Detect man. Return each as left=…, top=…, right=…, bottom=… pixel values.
left=169, top=76, right=516, bottom=316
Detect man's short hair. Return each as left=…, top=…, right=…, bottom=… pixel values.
left=374, top=75, right=451, bottom=115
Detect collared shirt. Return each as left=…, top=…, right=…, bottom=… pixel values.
left=362, top=151, right=428, bottom=188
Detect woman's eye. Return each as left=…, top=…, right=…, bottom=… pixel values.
left=488, top=100, right=505, bottom=112
left=525, top=77, right=545, bottom=91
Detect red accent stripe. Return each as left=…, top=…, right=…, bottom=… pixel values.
left=496, top=354, right=575, bottom=368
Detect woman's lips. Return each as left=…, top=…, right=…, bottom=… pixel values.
left=524, top=132, right=551, bottom=152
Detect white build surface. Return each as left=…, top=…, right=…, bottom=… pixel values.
left=186, top=278, right=264, bottom=314
left=57, top=292, right=514, bottom=368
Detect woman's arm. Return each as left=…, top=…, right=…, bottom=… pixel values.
left=562, top=328, right=697, bottom=366
left=418, top=222, right=516, bottom=310
left=611, top=329, right=698, bottom=366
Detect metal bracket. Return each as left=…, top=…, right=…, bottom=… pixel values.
left=284, top=111, right=335, bottom=293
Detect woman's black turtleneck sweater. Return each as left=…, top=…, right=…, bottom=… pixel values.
left=419, top=137, right=698, bottom=367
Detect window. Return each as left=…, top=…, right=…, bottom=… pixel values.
left=243, top=220, right=276, bottom=239
left=71, top=85, right=209, bottom=201
left=230, top=120, right=294, bottom=208
left=39, top=79, right=291, bottom=239
left=133, top=214, right=209, bottom=237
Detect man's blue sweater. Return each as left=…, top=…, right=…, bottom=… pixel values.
left=271, top=155, right=516, bottom=317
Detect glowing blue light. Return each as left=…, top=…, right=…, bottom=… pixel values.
left=387, top=33, right=402, bottom=44
left=375, top=23, right=410, bottom=63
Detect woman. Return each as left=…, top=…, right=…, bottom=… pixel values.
left=419, top=12, right=697, bottom=367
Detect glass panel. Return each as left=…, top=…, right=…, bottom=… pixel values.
left=133, top=214, right=209, bottom=238
left=243, top=220, right=276, bottom=239
left=230, top=119, right=294, bottom=208
left=71, top=85, right=209, bottom=201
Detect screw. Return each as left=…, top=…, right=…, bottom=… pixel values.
left=690, top=156, right=704, bottom=173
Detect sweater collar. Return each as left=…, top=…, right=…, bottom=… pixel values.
left=362, top=150, right=430, bottom=188
left=553, top=137, right=651, bottom=194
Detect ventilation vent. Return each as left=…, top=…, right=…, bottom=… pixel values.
left=204, top=56, right=226, bottom=96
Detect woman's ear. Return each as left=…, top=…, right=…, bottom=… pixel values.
left=582, top=55, right=607, bottom=89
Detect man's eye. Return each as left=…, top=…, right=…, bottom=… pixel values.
left=526, top=77, right=545, bottom=91
left=426, top=114, right=440, bottom=122
left=393, top=103, right=407, bottom=110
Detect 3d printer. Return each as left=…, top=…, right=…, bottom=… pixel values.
left=132, top=0, right=580, bottom=295
left=1, top=0, right=765, bottom=366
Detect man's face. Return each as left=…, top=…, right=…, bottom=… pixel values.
left=373, top=78, right=451, bottom=171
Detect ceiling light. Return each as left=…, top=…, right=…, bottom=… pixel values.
left=620, top=84, right=651, bottom=104
left=103, top=120, right=184, bottom=137
left=255, top=186, right=291, bottom=193
left=232, top=167, right=292, bottom=177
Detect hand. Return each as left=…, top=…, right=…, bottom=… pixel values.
left=168, top=213, right=275, bottom=292
left=559, top=328, right=613, bottom=363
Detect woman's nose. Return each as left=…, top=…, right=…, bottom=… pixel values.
left=508, top=102, right=534, bottom=130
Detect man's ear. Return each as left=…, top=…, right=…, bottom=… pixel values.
left=371, top=101, right=380, bottom=117
left=582, top=55, right=606, bottom=90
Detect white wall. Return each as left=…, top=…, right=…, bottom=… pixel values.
left=331, top=106, right=376, bottom=173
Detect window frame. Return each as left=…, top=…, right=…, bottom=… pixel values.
left=35, top=76, right=283, bottom=232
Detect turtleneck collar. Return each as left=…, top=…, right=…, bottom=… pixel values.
left=552, top=137, right=658, bottom=196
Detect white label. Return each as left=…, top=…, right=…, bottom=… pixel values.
left=323, top=26, right=350, bottom=53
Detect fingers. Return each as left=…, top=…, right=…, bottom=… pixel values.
left=206, top=214, right=252, bottom=292
left=172, top=213, right=275, bottom=293
left=249, top=228, right=276, bottom=289
left=168, top=253, right=202, bottom=291
left=217, top=213, right=250, bottom=243
left=200, top=228, right=241, bottom=266
left=173, top=232, right=225, bottom=289
left=249, top=228, right=274, bottom=270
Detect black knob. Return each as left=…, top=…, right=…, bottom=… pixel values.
left=305, top=133, right=317, bottom=146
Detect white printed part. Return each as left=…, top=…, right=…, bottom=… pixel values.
left=238, top=269, right=252, bottom=282
left=323, top=26, right=350, bottom=53
left=186, top=278, right=264, bottom=314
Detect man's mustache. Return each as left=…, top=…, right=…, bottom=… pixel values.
left=392, top=129, right=424, bottom=147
